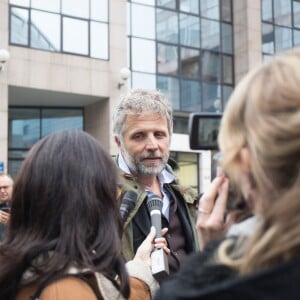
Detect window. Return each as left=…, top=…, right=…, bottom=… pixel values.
left=8, top=107, right=83, bottom=176
left=9, top=0, right=109, bottom=59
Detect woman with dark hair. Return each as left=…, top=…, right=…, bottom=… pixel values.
left=0, top=130, right=166, bottom=300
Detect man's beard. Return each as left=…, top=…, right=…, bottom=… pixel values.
left=122, top=149, right=169, bottom=176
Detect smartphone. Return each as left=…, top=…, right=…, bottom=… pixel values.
left=188, top=112, right=222, bottom=151
left=0, top=207, right=10, bottom=213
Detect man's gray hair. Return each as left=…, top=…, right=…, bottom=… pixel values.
left=113, top=88, right=173, bottom=139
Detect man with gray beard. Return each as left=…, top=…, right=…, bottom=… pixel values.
left=113, top=88, right=199, bottom=281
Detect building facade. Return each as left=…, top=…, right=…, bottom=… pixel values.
left=1, top=0, right=297, bottom=192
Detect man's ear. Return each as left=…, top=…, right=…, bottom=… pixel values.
left=114, top=136, right=121, bottom=148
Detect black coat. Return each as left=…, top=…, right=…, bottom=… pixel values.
left=155, top=239, right=300, bottom=300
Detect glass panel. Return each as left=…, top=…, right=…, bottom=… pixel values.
left=132, top=0, right=155, bottom=5
left=41, top=109, right=83, bottom=136
left=180, top=47, right=200, bottom=79
left=157, top=75, right=180, bottom=110
left=132, top=72, right=156, bottom=89
left=10, top=7, right=29, bottom=45
left=201, top=51, right=220, bottom=83
left=262, top=0, right=273, bottom=22
left=91, top=22, right=108, bottom=59
left=8, top=158, right=25, bottom=178
left=157, top=0, right=176, bottom=9
left=62, top=0, right=89, bottom=18
left=274, top=0, right=291, bottom=26
left=202, top=82, right=221, bottom=112
left=31, top=0, right=60, bottom=13
left=157, top=43, right=178, bottom=76
left=156, top=8, right=178, bottom=43
left=180, top=79, right=201, bottom=112
left=132, top=4, right=155, bottom=39
left=63, top=17, right=88, bottom=55
left=179, top=13, right=200, bottom=47
left=201, top=19, right=220, bottom=51
left=91, top=0, right=108, bottom=22
left=222, top=85, right=233, bottom=108
left=262, top=23, right=274, bottom=54
left=294, top=28, right=300, bottom=46
left=31, top=10, right=60, bottom=51
left=293, top=1, right=300, bottom=28
left=200, top=0, right=219, bottom=20
left=180, top=0, right=199, bottom=14
left=8, top=108, right=40, bottom=148
left=222, top=55, right=233, bottom=84
left=221, top=0, right=232, bottom=22
left=9, top=0, right=29, bottom=7
left=221, top=23, right=233, bottom=54
left=275, top=26, right=292, bottom=52
left=173, top=117, right=189, bottom=134
left=132, top=38, right=156, bottom=72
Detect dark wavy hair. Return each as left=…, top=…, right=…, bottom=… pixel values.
left=0, top=130, right=129, bottom=299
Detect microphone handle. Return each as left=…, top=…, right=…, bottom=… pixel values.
left=150, top=209, right=162, bottom=238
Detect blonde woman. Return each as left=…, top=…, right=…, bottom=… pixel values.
left=155, top=48, right=300, bottom=299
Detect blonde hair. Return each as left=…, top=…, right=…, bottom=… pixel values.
left=218, top=49, right=300, bottom=274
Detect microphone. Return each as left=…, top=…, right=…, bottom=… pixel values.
left=119, top=190, right=137, bottom=222
left=147, top=192, right=169, bottom=282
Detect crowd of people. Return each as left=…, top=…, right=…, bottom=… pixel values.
left=0, top=47, right=299, bottom=299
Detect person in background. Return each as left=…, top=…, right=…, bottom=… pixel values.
left=0, top=173, right=13, bottom=239
left=155, top=48, right=300, bottom=299
left=113, top=88, right=199, bottom=279
left=0, top=130, right=169, bottom=300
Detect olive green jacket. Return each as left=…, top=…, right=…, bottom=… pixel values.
left=117, top=162, right=199, bottom=262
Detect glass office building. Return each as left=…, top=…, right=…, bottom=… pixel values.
left=0, top=0, right=298, bottom=192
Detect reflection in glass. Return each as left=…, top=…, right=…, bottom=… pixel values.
left=9, top=0, right=29, bottom=7
left=31, top=10, right=60, bottom=51
left=62, top=0, right=89, bottom=18
left=157, top=43, right=178, bottom=76
left=41, top=109, right=83, bottom=136
left=180, top=0, right=199, bottom=14
left=179, top=13, right=200, bottom=47
left=262, top=23, right=274, bottom=54
left=157, top=0, right=176, bottom=9
left=201, top=51, right=220, bottom=83
left=181, top=79, right=201, bottom=112
left=132, top=0, right=154, bottom=5
left=294, top=29, right=300, bottom=46
left=274, top=0, right=291, bottom=27
left=8, top=108, right=40, bottom=148
left=156, top=8, right=178, bottom=43
left=132, top=72, right=156, bottom=89
left=132, top=38, right=156, bottom=72
left=201, top=19, right=220, bottom=51
left=31, top=0, right=60, bottom=13
left=63, top=17, right=88, bottom=55
left=221, top=23, right=232, bottom=54
left=275, top=26, right=292, bottom=52
left=180, top=47, right=200, bottom=79
left=200, top=0, right=219, bottom=20
left=157, top=75, right=180, bottom=110
left=10, top=7, right=29, bottom=45
left=202, top=82, right=221, bottom=112
left=293, top=1, right=300, bottom=28
left=222, top=55, right=233, bottom=84
left=221, top=0, right=232, bottom=22
left=91, top=22, right=108, bottom=59
left=173, top=117, right=189, bottom=134
left=132, top=4, right=155, bottom=39
left=91, top=0, right=108, bottom=22
left=262, top=0, right=273, bottom=22
left=222, top=85, right=233, bottom=108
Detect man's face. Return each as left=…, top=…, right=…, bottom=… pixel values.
left=0, top=176, right=13, bottom=204
left=117, top=113, right=170, bottom=177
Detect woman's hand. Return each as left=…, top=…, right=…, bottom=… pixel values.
left=196, top=175, right=236, bottom=251
left=133, top=227, right=170, bottom=266
left=0, top=210, right=10, bottom=224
